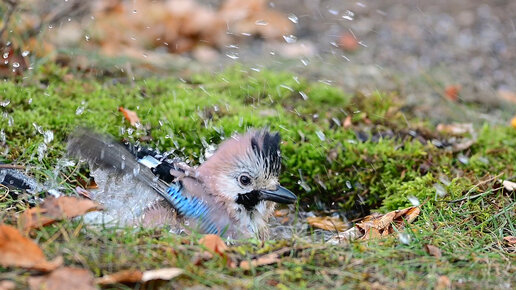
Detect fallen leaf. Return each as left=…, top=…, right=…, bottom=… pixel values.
left=511, top=116, right=516, bottom=129
left=119, top=107, right=140, bottom=126
left=327, top=227, right=361, bottom=245
left=75, top=187, right=92, bottom=199
left=306, top=216, right=349, bottom=232
left=435, top=275, right=451, bottom=290
left=502, top=180, right=516, bottom=191
left=338, top=32, right=359, bottom=52
left=355, top=206, right=421, bottom=241
left=19, top=196, right=102, bottom=230
left=503, top=236, right=516, bottom=245
left=141, top=268, right=183, bottom=282
left=96, top=270, right=143, bottom=285
left=239, top=247, right=293, bottom=270
left=343, top=115, right=352, bottom=128
left=0, top=280, right=16, bottom=290
left=445, top=85, right=460, bottom=101
left=424, top=244, right=442, bottom=258
left=96, top=268, right=183, bottom=285
left=28, top=267, right=95, bottom=290
left=498, top=89, right=516, bottom=104
left=199, top=234, right=227, bottom=256
left=0, top=224, right=62, bottom=271
left=240, top=253, right=280, bottom=270
left=436, top=123, right=474, bottom=136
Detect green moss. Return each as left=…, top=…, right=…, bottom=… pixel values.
left=2, top=67, right=516, bottom=215
left=1, top=66, right=515, bottom=288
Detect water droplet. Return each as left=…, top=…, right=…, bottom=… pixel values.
left=43, top=130, right=54, bottom=144
left=2, top=52, right=8, bottom=59
left=439, top=175, right=451, bottom=186
left=282, top=34, right=297, bottom=44
left=75, top=106, right=85, bottom=115
left=132, top=9, right=137, bottom=14
left=299, top=91, right=308, bottom=100
left=433, top=183, right=447, bottom=197
left=315, top=130, right=326, bottom=141
left=37, top=143, right=47, bottom=161
left=225, top=53, right=239, bottom=60
left=48, top=24, right=54, bottom=29
left=12, top=62, right=19, bottom=68
left=288, top=13, right=298, bottom=24
left=342, top=10, right=355, bottom=21
left=457, top=153, right=469, bottom=164
left=22, top=50, right=29, bottom=57
left=85, top=35, right=90, bottom=41
left=398, top=232, right=411, bottom=245
left=407, top=195, right=420, bottom=206
left=328, top=9, right=339, bottom=15
left=346, top=180, right=352, bottom=189
left=255, top=19, right=268, bottom=26
left=0, top=100, right=10, bottom=107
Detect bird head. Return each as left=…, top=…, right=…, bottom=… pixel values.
left=197, top=129, right=297, bottom=214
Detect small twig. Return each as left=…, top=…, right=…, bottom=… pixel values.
left=449, top=187, right=502, bottom=203
left=0, top=163, right=25, bottom=170
left=0, top=183, right=10, bottom=202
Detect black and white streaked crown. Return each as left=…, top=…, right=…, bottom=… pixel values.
left=250, top=130, right=282, bottom=178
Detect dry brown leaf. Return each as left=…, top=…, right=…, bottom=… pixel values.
left=436, top=123, right=474, bottom=136
left=343, top=115, right=352, bottom=128
left=306, top=216, right=349, bottom=232
left=239, top=247, right=293, bottom=270
left=503, top=236, right=516, bottom=245
left=0, top=224, right=62, bottom=272
left=19, top=196, right=102, bottom=230
left=28, top=267, right=95, bottom=290
left=0, top=280, right=16, bottom=290
left=355, top=206, right=421, bottom=241
left=327, top=227, right=361, bottom=245
left=96, top=268, right=183, bottom=285
left=424, top=244, right=442, bottom=258
left=502, top=180, right=516, bottom=191
left=141, top=268, right=183, bottom=282
left=338, top=33, right=359, bottom=52
left=240, top=253, right=280, bottom=270
left=75, top=187, right=92, bottom=199
left=199, top=234, right=227, bottom=256
left=119, top=107, right=140, bottom=126
left=445, top=85, right=460, bottom=101
left=435, top=275, right=451, bottom=290
left=96, top=269, right=143, bottom=285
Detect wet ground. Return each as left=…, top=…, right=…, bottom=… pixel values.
left=217, top=0, right=516, bottom=124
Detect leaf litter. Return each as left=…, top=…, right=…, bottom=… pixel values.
left=19, top=196, right=102, bottom=230
left=327, top=206, right=421, bottom=244
left=0, top=224, right=63, bottom=272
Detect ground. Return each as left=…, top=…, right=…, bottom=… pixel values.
left=0, top=67, right=515, bottom=288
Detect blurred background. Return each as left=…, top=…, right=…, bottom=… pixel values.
left=1, top=0, right=515, bottom=123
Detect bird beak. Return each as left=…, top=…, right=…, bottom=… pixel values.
left=260, top=186, right=297, bottom=204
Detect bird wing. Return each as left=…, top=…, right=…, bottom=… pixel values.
left=67, top=128, right=241, bottom=237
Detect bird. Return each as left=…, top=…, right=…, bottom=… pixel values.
left=67, top=128, right=297, bottom=240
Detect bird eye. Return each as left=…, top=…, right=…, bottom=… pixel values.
left=238, top=174, right=252, bottom=186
